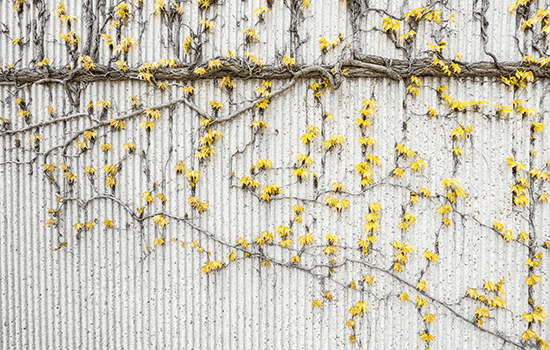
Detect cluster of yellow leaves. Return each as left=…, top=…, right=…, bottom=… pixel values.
left=42, top=164, right=55, bottom=181
left=318, top=34, right=342, bottom=53
left=398, top=212, right=415, bottom=231
left=114, top=60, right=127, bottom=71
left=259, top=184, right=280, bottom=201
left=128, top=96, right=139, bottom=108
left=63, top=171, right=77, bottom=184
left=242, top=28, right=259, bottom=43
left=325, top=196, right=350, bottom=211
left=104, top=174, right=116, bottom=188
left=109, top=119, right=126, bottom=131
left=254, top=230, right=273, bottom=246
left=197, top=130, right=222, bottom=161
left=311, top=299, right=323, bottom=307
left=428, top=41, right=447, bottom=53
left=407, top=75, right=421, bottom=96
left=197, top=0, right=211, bottom=10
left=137, top=63, right=157, bottom=82
left=182, top=86, right=195, bottom=96
left=152, top=214, right=167, bottom=227
left=508, top=0, right=536, bottom=13
left=36, top=58, right=50, bottom=67
left=392, top=240, right=414, bottom=273
left=358, top=136, right=376, bottom=149
left=356, top=98, right=376, bottom=128
left=501, top=70, right=534, bottom=90
left=183, top=36, right=193, bottom=54
left=441, top=177, right=466, bottom=205
left=431, top=55, right=460, bottom=76
left=114, top=37, right=137, bottom=54
left=188, top=197, right=209, bottom=213
left=415, top=296, right=428, bottom=308
left=309, top=77, right=331, bottom=99
left=103, top=219, right=115, bottom=228
left=250, top=158, right=272, bottom=172
left=398, top=30, right=416, bottom=43
left=59, top=30, right=80, bottom=46
left=395, top=144, right=415, bottom=158
left=519, top=9, right=550, bottom=34
left=506, top=157, right=527, bottom=173
left=96, top=99, right=111, bottom=110
left=423, top=250, right=439, bottom=263
left=300, top=125, right=319, bottom=145
left=436, top=85, right=489, bottom=112
left=29, top=134, right=41, bottom=145
left=219, top=76, right=235, bottom=90
left=522, top=304, right=547, bottom=324
left=532, top=122, right=545, bottom=133
left=322, top=135, right=345, bottom=151
left=419, top=332, right=435, bottom=342
left=409, top=157, right=426, bottom=172
left=281, top=55, right=295, bottom=67
left=244, top=52, right=264, bottom=67
left=466, top=280, right=507, bottom=311
left=254, top=6, right=270, bottom=20
left=185, top=169, right=201, bottom=187
left=53, top=3, right=77, bottom=25
left=236, top=237, right=249, bottom=248
left=293, top=204, right=305, bottom=223
left=239, top=176, right=259, bottom=189
left=141, top=191, right=154, bottom=205
left=493, top=220, right=529, bottom=243
left=73, top=221, right=95, bottom=231
left=115, top=2, right=130, bottom=21
left=358, top=203, right=380, bottom=256
left=322, top=234, right=339, bottom=255
left=292, top=167, right=309, bottom=181
left=403, top=7, right=429, bottom=21
left=152, top=0, right=165, bottom=15
left=156, top=82, right=169, bottom=91
left=404, top=7, right=447, bottom=24
left=275, top=225, right=290, bottom=238
left=102, top=165, right=117, bottom=176
left=381, top=17, right=401, bottom=33
left=355, top=161, right=374, bottom=186
left=348, top=301, right=369, bottom=316
left=256, top=80, right=272, bottom=99
left=152, top=237, right=165, bottom=247
left=506, top=158, right=530, bottom=207
left=226, top=251, right=236, bottom=262
left=451, top=124, right=473, bottom=140
left=255, top=98, right=270, bottom=111
left=298, top=232, right=314, bottom=246
left=332, top=182, right=344, bottom=192
left=16, top=110, right=29, bottom=119
left=520, top=329, right=548, bottom=350
left=525, top=273, right=542, bottom=287
left=83, top=166, right=95, bottom=175
left=251, top=120, right=268, bottom=131
left=201, top=260, right=223, bottom=274
left=523, top=55, right=550, bottom=68
left=208, top=60, right=223, bottom=71
left=14, top=97, right=25, bottom=108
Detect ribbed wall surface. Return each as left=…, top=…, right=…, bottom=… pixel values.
left=4, top=0, right=550, bottom=67
left=1, top=1, right=550, bottom=350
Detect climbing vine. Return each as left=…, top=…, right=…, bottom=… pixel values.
left=1, top=0, right=549, bottom=349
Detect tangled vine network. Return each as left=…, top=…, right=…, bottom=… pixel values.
left=1, top=0, right=550, bottom=349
